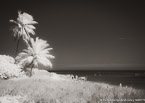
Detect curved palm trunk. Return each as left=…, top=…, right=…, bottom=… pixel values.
left=23, top=39, right=30, bottom=48
left=24, top=59, right=35, bottom=77
left=15, top=35, right=23, bottom=56
left=15, top=26, right=31, bottom=57
left=19, top=27, right=31, bottom=49
left=23, top=28, right=31, bottom=48
left=24, top=28, right=31, bottom=41
left=15, top=38, right=20, bottom=56
left=30, top=65, right=34, bottom=77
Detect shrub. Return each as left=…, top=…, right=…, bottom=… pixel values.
left=0, top=55, right=25, bottom=79
left=0, top=55, right=15, bottom=64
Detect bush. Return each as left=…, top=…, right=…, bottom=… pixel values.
left=0, top=55, right=25, bottom=79
left=0, top=55, right=15, bottom=64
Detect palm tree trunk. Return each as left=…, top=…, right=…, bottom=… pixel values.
left=30, top=65, right=34, bottom=77
left=23, top=28, right=31, bottom=48
left=17, top=28, right=30, bottom=49
left=26, top=59, right=35, bottom=77
left=15, top=38, right=20, bottom=56
left=24, top=28, right=31, bottom=41
left=23, top=39, right=30, bottom=48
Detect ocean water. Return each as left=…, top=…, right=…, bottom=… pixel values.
left=50, top=70, right=145, bottom=90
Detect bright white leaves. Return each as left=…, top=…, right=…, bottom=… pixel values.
left=0, top=55, right=24, bottom=79
left=16, top=37, right=55, bottom=69
left=10, top=11, right=38, bottom=41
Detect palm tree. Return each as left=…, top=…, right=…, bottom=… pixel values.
left=10, top=11, right=38, bottom=55
left=15, top=37, right=55, bottom=76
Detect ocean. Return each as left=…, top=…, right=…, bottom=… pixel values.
left=49, top=70, right=145, bottom=90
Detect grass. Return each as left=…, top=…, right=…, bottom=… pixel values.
left=0, top=70, right=145, bottom=103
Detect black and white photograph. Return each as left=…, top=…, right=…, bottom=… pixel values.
left=0, top=0, right=145, bottom=103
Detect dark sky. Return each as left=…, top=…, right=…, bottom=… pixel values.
left=0, top=1, right=145, bottom=70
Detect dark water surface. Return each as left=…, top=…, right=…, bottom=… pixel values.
left=49, top=70, right=145, bottom=90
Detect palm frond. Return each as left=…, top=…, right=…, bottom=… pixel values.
left=15, top=51, right=30, bottom=63
left=24, top=26, right=35, bottom=35
left=11, top=25, right=22, bottom=40
left=32, top=37, right=50, bottom=54
left=37, top=56, right=53, bottom=68
left=26, top=25, right=36, bottom=29
left=9, top=20, right=17, bottom=24
left=18, top=56, right=34, bottom=67
left=17, top=11, right=38, bottom=25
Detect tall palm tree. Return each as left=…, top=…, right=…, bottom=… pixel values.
left=15, top=37, right=55, bottom=76
left=10, top=11, right=38, bottom=55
